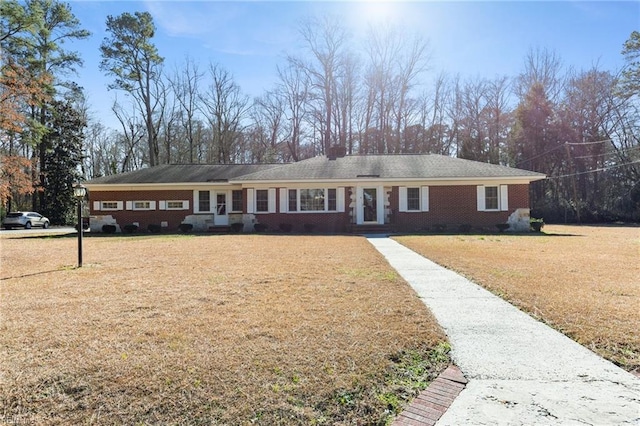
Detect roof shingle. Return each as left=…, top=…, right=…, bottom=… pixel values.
left=86, top=155, right=544, bottom=185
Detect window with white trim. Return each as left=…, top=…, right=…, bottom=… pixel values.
left=399, top=186, right=429, bottom=212
left=284, top=188, right=343, bottom=213
left=167, top=201, right=187, bottom=210
left=256, top=189, right=269, bottom=212
left=198, top=191, right=211, bottom=212
left=133, top=201, right=152, bottom=210
left=101, top=201, right=120, bottom=210
left=327, top=188, right=337, bottom=211
left=300, top=189, right=325, bottom=211
left=231, top=190, right=243, bottom=212
left=485, top=187, right=499, bottom=210
left=407, top=188, right=420, bottom=211
left=288, top=189, right=297, bottom=212
left=477, top=185, right=508, bottom=211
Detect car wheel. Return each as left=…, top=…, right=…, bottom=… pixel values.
left=43, top=221, right=49, bottom=229
left=25, top=222, right=32, bottom=229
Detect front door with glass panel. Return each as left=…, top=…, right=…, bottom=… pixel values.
left=214, top=192, right=228, bottom=225
left=363, top=188, right=378, bottom=223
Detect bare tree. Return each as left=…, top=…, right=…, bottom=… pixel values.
left=249, top=90, right=286, bottom=162
left=199, top=63, right=250, bottom=163
left=169, top=57, right=203, bottom=163
left=362, top=25, right=430, bottom=154
left=292, top=15, right=349, bottom=155
left=276, top=63, right=309, bottom=161
left=112, top=99, right=145, bottom=172
left=485, top=76, right=512, bottom=164
left=514, top=47, right=565, bottom=103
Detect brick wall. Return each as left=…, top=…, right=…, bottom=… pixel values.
left=90, top=190, right=193, bottom=231
left=392, top=184, right=530, bottom=232
left=90, top=184, right=530, bottom=233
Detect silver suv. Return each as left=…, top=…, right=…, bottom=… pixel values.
left=2, top=212, right=50, bottom=229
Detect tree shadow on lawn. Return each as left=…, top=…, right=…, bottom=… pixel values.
left=0, top=267, right=71, bottom=281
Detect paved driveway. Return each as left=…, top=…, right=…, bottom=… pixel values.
left=0, top=227, right=78, bottom=237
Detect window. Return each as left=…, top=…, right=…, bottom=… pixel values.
left=231, top=190, right=243, bottom=212
left=281, top=188, right=344, bottom=213
left=327, top=188, right=337, bottom=211
left=134, top=201, right=150, bottom=210
left=477, top=185, right=508, bottom=211
left=407, top=188, right=420, bottom=211
left=167, top=201, right=185, bottom=209
left=198, top=191, right=210, bottom=212
left=288, top=189, right=297, bottom=212
left=101, top=201, right=119, bottom=210
left=256, top=189, right=269, bottom=212
left=300, top=189, right=325, bottom=211
left=399, top=187, right=429, bottom=212
left=485, top=186, right=499, bottom=210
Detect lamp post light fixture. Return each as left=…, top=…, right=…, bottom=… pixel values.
left=73, top=183, right=87, bottom=267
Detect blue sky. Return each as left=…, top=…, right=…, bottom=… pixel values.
left=67, top=1, right=639, bottom=129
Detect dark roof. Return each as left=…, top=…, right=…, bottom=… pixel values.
left=235, top=154, right=545, bottom=181
left=87, top=155, right=544, bottom=185
left=87, top=164, right=284, bottom=184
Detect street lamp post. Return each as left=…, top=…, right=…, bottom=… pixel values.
left=73, top=183, right=87, bottom=267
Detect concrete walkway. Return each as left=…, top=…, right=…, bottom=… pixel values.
left=367, top=237, right=640, bottom=425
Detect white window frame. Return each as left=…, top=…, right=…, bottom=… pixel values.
left=96, top=201, right=123, bottom=211
left=194, top=190, right=212, bottom=214
left=248, top=188, right=276, bottom=214
left=398, top=186, right=429, bottom=212
left=279, top=187, right=345, bottom=213
left=477, top=185, right=508, bottom=212
left=160, top=200, right=189, bottom=210
left=231, top=190, right=243, bottom=213
left=130, top=200, right=156, bottom=211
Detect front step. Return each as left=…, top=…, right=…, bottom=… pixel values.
left=207, top=225, right=231, bottom=233
left=349, top=224, right=393, bottom=235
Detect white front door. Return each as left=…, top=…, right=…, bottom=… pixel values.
left=356, top=186, right=384, bottom=225
left=214, top=191, right=229, bottom=225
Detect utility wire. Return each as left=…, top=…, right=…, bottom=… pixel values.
left=572, top=145, right=640, bottom=160
left=516, top=139, right=632, bottom=165
left=547, top=159, right=640, bottom=179
left=515, top=143, right=566, bottom=166
left=565, top=138, right=612, bottom=146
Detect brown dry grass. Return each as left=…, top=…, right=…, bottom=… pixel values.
left=395, top=225, right=640, bottom=374
left=0, top=234, right=447, bottom=425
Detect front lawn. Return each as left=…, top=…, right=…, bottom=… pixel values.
left=0, top=234, right=448, bottom=425
left=395, top=225, right=640, bottom=374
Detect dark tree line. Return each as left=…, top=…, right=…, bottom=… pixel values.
left=2, top=3, right=639, bottom=223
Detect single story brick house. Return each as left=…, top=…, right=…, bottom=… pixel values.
left=85, top=154, right=545, bottom=233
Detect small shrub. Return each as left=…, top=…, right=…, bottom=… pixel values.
left=496, top=223, right=510, bottom=233
left=459, top=224, right=472, bottom=233
left=123, top=224, right=138, bottom=234
left=303, top=223, right=315, bottom=233
left=148, top=224, right=162, bottom=234
left=102, top=224, right=117, bottom=234
left=178, top=223, right=193, bottom=233
left=279, top=223, right=293, bottom=233
left=230, top=222, right=244, bottom=233
left=530, top=218, right=544, bottom=232
left=254, top=223, right=268, bottom=233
